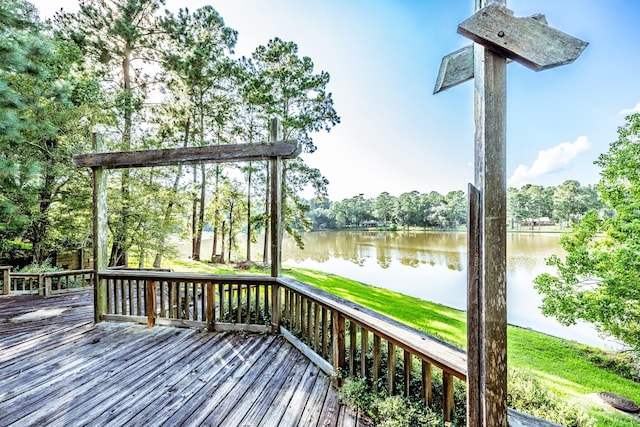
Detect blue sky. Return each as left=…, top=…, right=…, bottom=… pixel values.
left=34, top=0, right=640, bottom=201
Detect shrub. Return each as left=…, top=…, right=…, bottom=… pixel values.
left=508, top=368, right=594, bottom=427
left=18, top=259, right=63, bottom=274
left=338, top=378, right=447, bottom=426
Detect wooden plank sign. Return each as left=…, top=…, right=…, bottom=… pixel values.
left=433, top=45, right=474, bottom=94
left=433, top=14, right=547, bottom=94
left=458, top=4, right=588, bottom=72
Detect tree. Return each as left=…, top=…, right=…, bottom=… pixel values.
left=374, top=192, right=396, bottom=225
left=0, top=1, right=97, bottom=262
left=57, top=0, right=165, bottom=266
left=249, top=38, right=340, bottom=254
left=394, top=191, right=417, bottom=229
left=552, top=180, right=583, bottom=226
left=158, top=5, right=238, bottom=262
left=534, top=114, right=640, bottom=351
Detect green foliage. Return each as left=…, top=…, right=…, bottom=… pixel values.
left=337, top=378, right=446, bottom=426
left=535, top=114, right=640, bottom=352
left=18, top=258, right=63, bottom=274
left=507, top=368, right=593, bottom=427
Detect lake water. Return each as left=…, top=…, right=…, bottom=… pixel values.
left=184, top=230, right=616, bottom=349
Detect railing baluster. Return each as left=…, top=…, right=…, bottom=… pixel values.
left=107, top=278, right=113, bottom=314
left=443, top=371, right=454, bottom=423
left=217, top=283, right=223, bottom=322
left=388, top=341, right=396, bottom=393
left=193, top=282, right=199, bottom=321
left=349, top=321, right=357, bottom=377
left=120, top=279, right=126, bottom=315
left=373, top=334, right=381, bottom=392
left=206, top=281, right=215, bottom=332
left=136, top=280, right=142, bottom=315
left=159, top=281, right=165, bottom=317
left=227, top=283, right=232, bottom=322
left=404, top=350, right=412, bottom=397
left=321, top=307, right=328, bottom=359
left=246, top=283, right=251, bottom=323
left=361, top=327, right=368, bottom=378
left=306, top=300, right=312, bottom=344
left=422, top=360, right=433, bottom=405
left=301, top=296, right=307, bottom=339
left=314, top=302, right=320, bottom=353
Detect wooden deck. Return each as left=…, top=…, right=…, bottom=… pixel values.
left=0, top=291, right=370, bottom=427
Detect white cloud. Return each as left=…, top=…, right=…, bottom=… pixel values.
left=508, top=136, right=590, bottom=187
left=619, top=103, right=640, bottom=116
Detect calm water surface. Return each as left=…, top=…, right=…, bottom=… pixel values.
left=280, top=231, right=615, bottom=349
left=185, top=230, right=614, bottom=349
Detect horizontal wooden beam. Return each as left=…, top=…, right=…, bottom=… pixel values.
left=73, top=142, right=300, bottom=169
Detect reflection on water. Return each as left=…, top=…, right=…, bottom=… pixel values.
left=284, top=231, right=467, bottom=271
left=282, top=231, right=614, bottom=349
left=181, top=230, right=613, bottom=349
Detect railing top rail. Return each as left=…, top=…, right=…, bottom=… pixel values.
left=98, top=270, right=278, bottom=285
left=11, top=269, right=94, bottom=278
left=277, top=276, right=467, bottom=380
left=43, top=269, right=94, bottom=277
left=10, top=273, right=40, bottom=278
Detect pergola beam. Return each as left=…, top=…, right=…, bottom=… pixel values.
left=73, top=142, right=300, bottom=169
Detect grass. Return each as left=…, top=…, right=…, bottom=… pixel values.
left=285, top=267, right=640, bottom=426
left=165, top=260, right=639, bottom=426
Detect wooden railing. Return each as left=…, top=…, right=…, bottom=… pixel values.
left=1, top=268, right=94, bottom=296
left=96, top=270, right=466, bottom=422
left=99, top=271, right=274, bottom=332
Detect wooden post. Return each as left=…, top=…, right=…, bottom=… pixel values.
left=270, top=118, right=283, bottom=333
left=473, top=2, right=508, bottom=424
left=270, top=118, right=283, bottom=278
left=1, top=267, right=10, bottom=295
left=44, top=276, right=52, bottom=297
left=92, top=132, right=108, bottom=323
left=434, top=5, right=585, bottom=422
left=467, top=183, right=483, bottom=425
left=146, top=279, right=156, bottom=327
left=332, top=310, right=346, bottom=387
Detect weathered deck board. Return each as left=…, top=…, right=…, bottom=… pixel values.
left=0, top=292, right=370, bottom=427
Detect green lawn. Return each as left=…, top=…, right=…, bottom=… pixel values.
left=167, top=260, right=639, bottom=426
left=285, top=268, right=639, bottom=426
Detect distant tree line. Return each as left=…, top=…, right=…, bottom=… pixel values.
left=507, top=180, right=604, bottom=229
left=308, top=180, right=603, bottom=231
left=308, top=190, right=468, bottom=230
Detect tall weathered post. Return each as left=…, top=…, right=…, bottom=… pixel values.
left=270, top=118, right=284, bottom=333
left=434, top=2, right=587, bottom=425
left=92, top=132, right=108, bottom=323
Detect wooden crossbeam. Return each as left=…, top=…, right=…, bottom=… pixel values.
left=73, top=142, right=300, bottom=169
